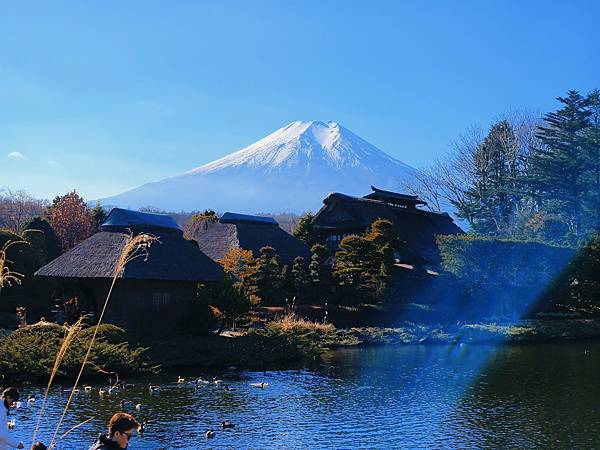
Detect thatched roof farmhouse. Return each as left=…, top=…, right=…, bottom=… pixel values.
left=36, top=208, right=223, bottom=335
left=313, top=186, right=463, bottom=267
left=193, top=212, right=312, bottom=266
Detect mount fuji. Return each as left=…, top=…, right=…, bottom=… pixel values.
left=99, top=121, right=421, bottom=213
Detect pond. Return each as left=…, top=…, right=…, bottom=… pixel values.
left=8, top=341, right=600, bottom=449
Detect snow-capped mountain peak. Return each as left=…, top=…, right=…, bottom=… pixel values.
left=100, top=121, right=419, bottom=213
left=185, top=120, right=409, bottom=175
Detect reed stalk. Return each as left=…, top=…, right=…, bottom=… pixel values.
left=48, top=232, right=158, bottom=449
left=0, top=240, right=26, bottom=290
left=30, top=318, right=84, bottom=447
left=60, top=417, right=94, bottom=440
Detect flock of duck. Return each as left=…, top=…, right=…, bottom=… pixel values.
left=171, top=375, right=270, bottom=438
left=16, top=374, right=271, bottom=442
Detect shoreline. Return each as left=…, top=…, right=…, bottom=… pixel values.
left=148, top=318, right=600, bottom=371
left=3, top=318, right=600, bottom=383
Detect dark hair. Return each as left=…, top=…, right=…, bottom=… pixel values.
left=2, top=387, right=19, bottom=402
left=31, top=442, right=47, bottom=450
left=108, top=412, right=139, bottom=437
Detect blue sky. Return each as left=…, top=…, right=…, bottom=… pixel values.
left=1, top=0, right=598, bottom=200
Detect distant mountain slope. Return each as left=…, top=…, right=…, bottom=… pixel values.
left=100, top=121, right=420, bottom=213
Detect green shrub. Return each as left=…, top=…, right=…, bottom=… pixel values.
left=436, top=234, right=574, bottom=289
left=23, top=216, right=61, bottom=262
left=560, top=233, right=600, bottom=306
left=0, top=323, right=151, bottom=381
left=436, top=234, right=576, bottom=315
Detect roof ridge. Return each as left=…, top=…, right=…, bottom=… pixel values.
left=322, top=192, right=452, bottom=218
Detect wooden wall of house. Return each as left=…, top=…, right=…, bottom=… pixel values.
left=56, top=278, right=199, bottom=337
left=106, top=280, right=197, bottom=336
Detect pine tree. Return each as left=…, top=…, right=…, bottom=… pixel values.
left=309, top=243, right=331, bottom=303
left=528, top=90, right=592, bottom=241
left=279, top=264, right=294, bottom=301
left=291, top=256, right=310, bottom=302
left=333, top=235, right=380, bottom=303
left=293, top=212, right=319, bottom=247
left=251, top=246, right=283, bottom=305
left=91, top=203, right=107, bottom=230
left=210, top=276, right=251, bottom=332
left=584, top=90, right=600, bottom=232
left=364, top=219, right=403, bottom=297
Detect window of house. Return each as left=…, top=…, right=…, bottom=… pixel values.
left=326, top=233, right=348, bottom=250
left=152, top=292, right=172, bottom=311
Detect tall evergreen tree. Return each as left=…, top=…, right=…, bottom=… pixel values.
left=279, top=264, right=294, bottom=301
left=333, top=235, right=380, bottom=303
left=91, top=203, right=107, bottom=230
left=291, top=256, right=310, bottom=302
left=210, top=276, right=251, bottom=332
left=528, top=90, right=592, bottom=241
left=584, top=90, right=600, bottom=232
left=309, top=243, right=331, bottom=303
left=364, top=219, right=400, bottom=293
left=458, top=120, right=522, bottom=235
left=251, top=246, right=283, bottom=305
left=293, top=212, right=319, bottom=247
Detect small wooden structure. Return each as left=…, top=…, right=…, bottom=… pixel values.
left=193, top=212, right=312, bottom=266
left=312, top=186, right=463, bottom=267
left=35, top=208, right=223, bottom=335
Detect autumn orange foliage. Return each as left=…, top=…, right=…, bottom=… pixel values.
left=218, top=247, right=256, bottom=280
left=46, top=191, right=95, bottom=252
left=218, top=248, right=261, bottom=306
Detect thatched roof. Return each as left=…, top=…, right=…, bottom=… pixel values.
left=35, top=210, right=223, bottom=282
left=194, top=213, right=311, bottom=266
left=313, top=192, right=463, bottom=266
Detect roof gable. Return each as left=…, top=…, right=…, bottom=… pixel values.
left=363, top=186, right=427, bottom=207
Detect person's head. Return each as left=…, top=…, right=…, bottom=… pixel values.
left=108, top=412, right=139, bottom=449
left=31, top=442, right=47, bottom=450
left=2, top=387, right=19, bottom=409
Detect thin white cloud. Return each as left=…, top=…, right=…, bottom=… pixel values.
left=47, top=160, right=58, bottom=166
left=7, top=151, right=27, bottom=161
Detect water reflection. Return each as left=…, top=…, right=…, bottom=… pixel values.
left=6, top=343, right=600, bottom=449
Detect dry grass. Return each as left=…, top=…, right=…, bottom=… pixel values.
left=49, top=231, right=158, bottom=448
left=0, top=240, right=26, bottom=288
left=271, top=313, right=336, bottom=333
left=31, top=318, right=83, bottom=447
left=113, top=231, right=159, bottom=277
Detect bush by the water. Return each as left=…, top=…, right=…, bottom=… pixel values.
left=437, top=234, right=574, bottom=289
left=261, top=314, right=341, bottom=355
left=436, top=235, right=577, bottom=316
left=0, top=323, right=151, bottom=380
left=148, top=316, right=340, bottom=370
left=437, top=234, right=600, bottom=315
